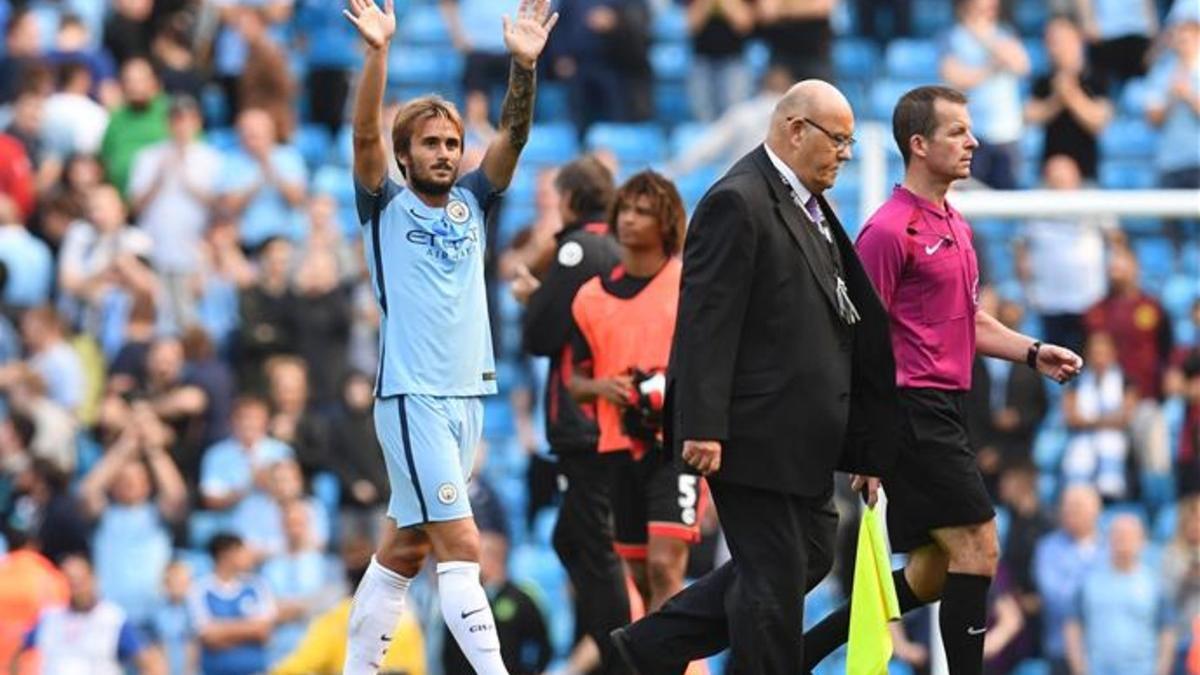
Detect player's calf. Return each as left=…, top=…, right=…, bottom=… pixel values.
left=645, top=536, right=689, bottom=611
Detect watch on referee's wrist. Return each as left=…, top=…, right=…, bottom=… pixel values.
left=1026, top=340, right=1043, bottom=370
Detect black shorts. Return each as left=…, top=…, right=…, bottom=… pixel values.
left=883, top=388, right=996, bottom=554
left=610, top=447, right=706, bottom=559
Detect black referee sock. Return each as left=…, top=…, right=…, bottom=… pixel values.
left=803, top=568, right=927, bottom=669
left=939, top=573, right=992, bottom=675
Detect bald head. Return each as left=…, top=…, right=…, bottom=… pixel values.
left=767, top=80, right=855, bottom=194
left=772, top=80, right=853, bottom=128
left=1060, top=484, right=1101, bottom=539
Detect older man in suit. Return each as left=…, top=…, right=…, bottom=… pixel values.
left=608, top=79, right=900, bottom=674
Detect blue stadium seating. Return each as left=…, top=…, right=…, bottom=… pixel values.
left=652, top=3, right=689, bottom=42
left=585, top=123, right=668, bottom=167
left=884, top=39, right=941, bottom=80
left=1099, top=159, right=1157, bottom=189
left=655, top=80, right=692, bottom=126
left=669, top=121, right=711, bottom=157
left=650, top=42, right=692, bottom=82
left=1100, top=117, right=1158, bottom=159
left=870, top=78, right=925, bottom=120
left=520, top=122, right=579, bottom=167
left=1012, top=659, right=1051, bottom=675
left=294, top=124, right=333, bottom=168
left=399, top=3, right=450, bottom=45
left=206, top=127, right=240, bottom=152
left=535, top=82, right=571, bottom=123
left=388, top=47, right=460, bottom=86
left=832, top=38, right=880, bottom=80
left=910, top=0, right=955, bottom=36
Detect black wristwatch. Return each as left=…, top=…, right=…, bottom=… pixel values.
left=1026, top=340, right=1042, bottom=370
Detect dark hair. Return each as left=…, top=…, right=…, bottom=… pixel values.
left=58, top=13, right=85, bottom=31
left=610, top=170, right=687, bottom=256
left=892, top=85, right=968, bottom=166
left=231, top=395, right=269, bottom=415
left=1183, top=352, right=1200, bottom=379
left=57, top=61, right=91, bottom=90
left=208, top=533, right=243, bottom=560
left=554, top=155, right=615, bottom=222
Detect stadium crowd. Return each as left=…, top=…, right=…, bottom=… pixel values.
left=0, top=0, right=1196, bottom=673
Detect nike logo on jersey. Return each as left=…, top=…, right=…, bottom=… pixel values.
left=925, top=240, right=946, bottom=255
left=462, top=606, right=487, bottom=619
left=380, top=634, right=392, bottom=642
left=967, top=626, right=987, bottom=635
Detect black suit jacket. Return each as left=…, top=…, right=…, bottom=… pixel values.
left=664, top=146, right=901, bottom=497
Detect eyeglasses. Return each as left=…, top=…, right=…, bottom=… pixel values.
left=789, top=116, right=856, bottom=151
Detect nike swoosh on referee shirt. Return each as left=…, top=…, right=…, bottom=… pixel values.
left=925, top=240, right=945, bottom=255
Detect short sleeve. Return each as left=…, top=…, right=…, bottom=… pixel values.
left=456, top=169, right=502, bottom=217
left=854, top=219, right=908, bottom=310
left=115, top=620, right=146, bottom=662
left=354, top=177, right=403, bottom=226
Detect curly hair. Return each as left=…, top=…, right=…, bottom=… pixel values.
left=609, top=170, right=687, bottom=256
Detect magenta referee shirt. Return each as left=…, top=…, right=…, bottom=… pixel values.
left=855, top=186, right=981, bottom=391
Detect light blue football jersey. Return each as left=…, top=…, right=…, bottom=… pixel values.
left=355, top=170, right=500, bottom=397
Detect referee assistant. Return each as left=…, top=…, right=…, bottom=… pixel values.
left=803, top=85, right=1084, bottom=675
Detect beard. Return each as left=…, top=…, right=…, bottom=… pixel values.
left=407, top=164, right=457, bottom=196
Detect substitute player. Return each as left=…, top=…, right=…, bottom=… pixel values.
left=340, top=0, right=557, bottom=673
left=567, top=171, right=701, bottom=613
left=803, top=85, right=1083, bottom=675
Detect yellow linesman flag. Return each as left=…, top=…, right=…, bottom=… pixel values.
left=846, top=505, right=901, bottom=675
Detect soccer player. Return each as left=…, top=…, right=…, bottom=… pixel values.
left=339, top=0, right=557, bottom=673
left=803, top=85, right=1083, bottom=675
left=567, top=171, right=698, bottom=613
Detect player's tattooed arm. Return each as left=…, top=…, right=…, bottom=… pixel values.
left=500, top=62, right=535, bottom=152
left=481, top=0, right=558, bottom=190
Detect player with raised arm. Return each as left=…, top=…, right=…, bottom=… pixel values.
left=340, top=1, right=557, bottom=673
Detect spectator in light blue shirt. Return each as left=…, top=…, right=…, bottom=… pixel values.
left=940, top=0, right=1031, bottom=189
left=200, top=395, right=294, bottom=512
left=79, top=417, right=188, bottom=627
left=0, top=196, right=52, bottom=310
left=218, top=109, right=309, bottom=250
left=1065, top=514, right=1175, bottom=675
left=149, top=561, right=197, bottom=675
left=1033, top=484, right=1105, bottom=673
left=293, top=0, right=358, bottom=134
left=261, top=499, right=342, bottom=666
left=232, top=458, right=330, bottom=562
left=1144, top=7, right=1200, bottom=189
left=18, top=306, right=84, bottom=413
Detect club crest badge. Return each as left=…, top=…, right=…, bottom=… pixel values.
left=446, top=200, right=470, bottom=224
left=437, top=483, right=459, bottom=505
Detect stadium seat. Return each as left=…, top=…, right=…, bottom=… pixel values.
left=652, top=4, right=689, bottom=42
left=388, top=47, right=459, bottom=86
left=520, top=122, right=579, bottom=167
left=535, top=82, right=571, bottom=123
left=294, top=124, right=333, bottom=168
left=206, top=127, right=239, bottom=152
left=1100, top=117, right=1158, bottom=159
left=1163, top=273, right=1200, bottom=318
left=1033, top=427, right=1067, bottom=471
left=884, top=39, right=941, bottom=80
left=1132, top=236, right=1175, bottom=279
left=1023, top=38, right=1048, bottom=76
left=1120, top=77, right=1153, bottom=117
left=745, top=39, right=770, bottom=79
left=398, top=3, right=450, bottom=45
left=676, top=165, right=720, bottom=214
left=1099, top=159, right=1156, bottom=189
left=832, top=38, right=879, bottom=81
left=1013, top=0, right=1049, bottom=36
left=650, top=42, right=691, bottom=81
left=870, top=78, right=924, bottom=120
left=669, top=121, right=711, bottom=157
left=911, top=0, right=955, bottom=36
left=1012, top=659, right=1051, bottom=675
left=497, top=202, right=536, bottom=249
left=654, top=80, right=691, bottom=126
left=585, top=122, right=668, bottom=167
left=1155, top=503, right=1178, bottom=542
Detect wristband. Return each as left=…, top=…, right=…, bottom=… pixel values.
left=1026, top=340, right=1042, bottom=369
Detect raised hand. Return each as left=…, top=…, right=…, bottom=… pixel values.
left=344, top=0, right=395, bottom=50
left=502, top=0, right=559, bottom=69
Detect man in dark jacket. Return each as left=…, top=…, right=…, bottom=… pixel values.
left=512, top=154, right=625, bottom=672
left=609, top=80, right=901, bottom=674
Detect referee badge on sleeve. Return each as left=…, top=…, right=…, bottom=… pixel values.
left=446, top=200, right=470, bottom=224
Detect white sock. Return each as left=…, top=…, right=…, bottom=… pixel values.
left=343, top=556, right=412, bottom=675
left=437, top=560, right=509, bottom=674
